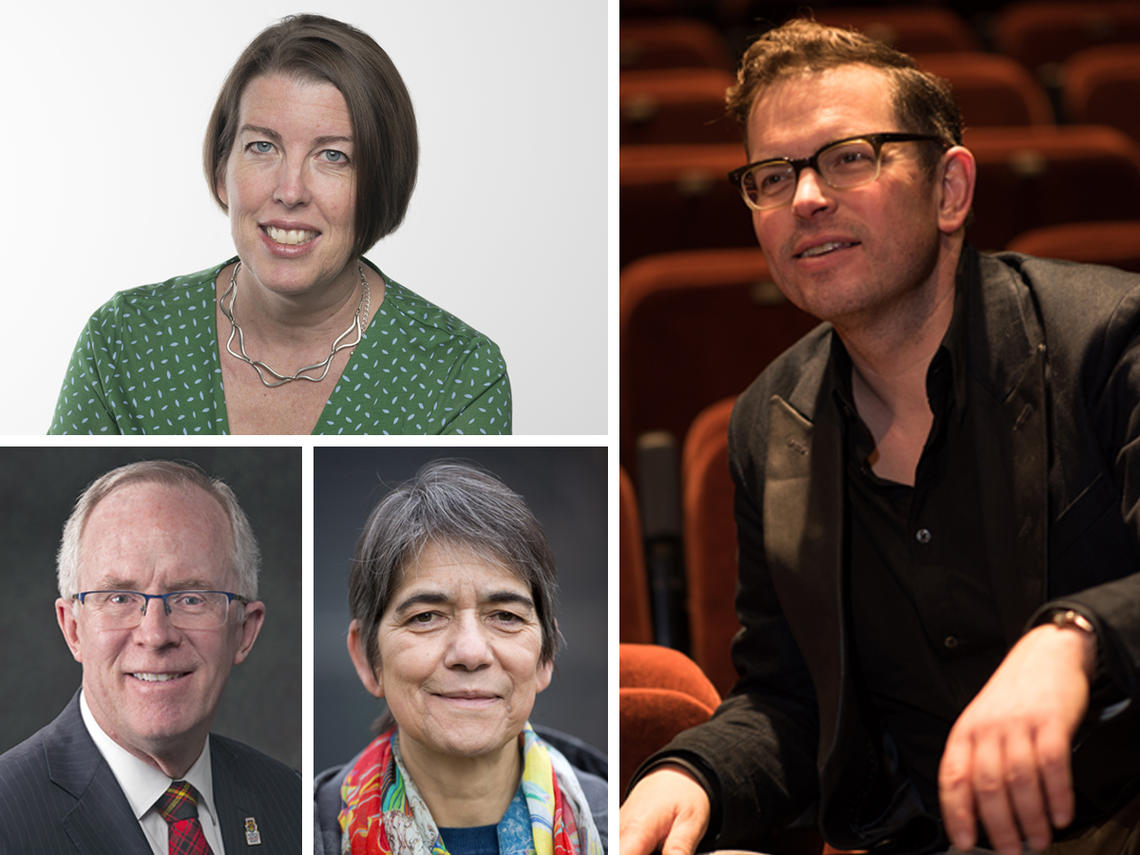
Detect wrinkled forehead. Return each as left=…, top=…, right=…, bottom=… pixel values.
left=376, top=542, right=531, bottom=615
left=387, top=539, right=529, bottom=603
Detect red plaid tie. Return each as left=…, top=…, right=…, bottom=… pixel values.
left=157, top=781, right=214, bottom=855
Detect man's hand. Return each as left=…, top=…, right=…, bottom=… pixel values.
left=619, top=765, right=712, bottom=855
left=938, top=622, right=1096, bottom=855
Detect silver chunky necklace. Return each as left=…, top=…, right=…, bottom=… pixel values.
left=218, top=261, right=371, bottom=388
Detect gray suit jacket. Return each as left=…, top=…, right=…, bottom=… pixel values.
left=0, top=691, right=300, bottom=854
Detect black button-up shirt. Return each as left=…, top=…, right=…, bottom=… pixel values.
left=833, top=281, right=1008, bottom=813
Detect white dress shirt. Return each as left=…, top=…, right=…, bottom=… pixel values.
left=79, top=690, right=226, bottom=854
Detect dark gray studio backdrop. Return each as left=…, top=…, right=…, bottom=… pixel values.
left=314, top=446, right=607, bottom=773
left=0, top=446, right=301, bottom=770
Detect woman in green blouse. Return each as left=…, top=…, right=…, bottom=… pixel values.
left=49, top=15, right=510, bottom=436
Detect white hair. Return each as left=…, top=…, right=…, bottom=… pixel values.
left=57, top=460, right=260, bottom=600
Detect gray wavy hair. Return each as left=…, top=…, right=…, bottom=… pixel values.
left=349, top=459, right=561, bottom=673
left=57, top=460, right=260, bottom=599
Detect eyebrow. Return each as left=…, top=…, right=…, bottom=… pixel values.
left=392, top=590, right=536, bottom=615
left=238, top=124, right=353, bottom=147
left=95, top=578, right=220, bottom=592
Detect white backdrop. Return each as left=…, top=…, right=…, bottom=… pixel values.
left=3, top=1, right=607, bottom=435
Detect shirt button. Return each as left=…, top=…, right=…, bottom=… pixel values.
left=944, top=635, right=959, bottom=649
left=915, top=528, right=932, bottom=544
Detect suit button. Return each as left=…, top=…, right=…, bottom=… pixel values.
left=915, top=528, right=932, bottom=544
left=944, top=635, right=959, bottom=649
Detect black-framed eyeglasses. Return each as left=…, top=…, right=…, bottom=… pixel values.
left=73, top=590, right=250, bottom=630
left=728, top=132, right=948, bottom=211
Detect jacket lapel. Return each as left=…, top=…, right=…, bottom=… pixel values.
left=47, top=693, right=153, bottom=855
left=212, top=737, right=284, bottom=852
left=212, top=742, right=249, bottom=851
left=762, top=350, right=856, bottom=771
left=966, top=250, right=1050, bottom=644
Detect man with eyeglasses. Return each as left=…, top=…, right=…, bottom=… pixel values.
left=621, top=18, right=1140, bottom=855
left=0, top=460, right=300, bottom=853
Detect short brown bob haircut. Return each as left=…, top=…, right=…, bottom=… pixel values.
left=727, top=19, right=962, bottom=175
left=348, top=460, right=561, bottom=674
left=204, top=14, right=418, bottom=260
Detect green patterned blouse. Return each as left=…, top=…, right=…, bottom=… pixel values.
left=49, top=258, right=511, bottom=435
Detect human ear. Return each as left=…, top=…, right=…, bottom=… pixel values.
left=216, top=175, right=228, bottom=209
left=347, top=619, right=383, bottom=698
left=535, top=657, right=554, bottom=694
left=233, top=600, right=266, bottom=665
left=56, top=598, right=83, bottom=662
left=937, top=146, right=976, bottom=235
left=215, top=156, right=231, bottom=210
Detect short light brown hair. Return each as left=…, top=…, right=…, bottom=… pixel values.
left=727, top=19, right=962, bottom=173
left=204, top=14, right=418, bottom=260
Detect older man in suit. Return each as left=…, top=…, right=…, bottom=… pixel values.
left=620, top=18, right=1140, bottom=855
left=0, top=460, right=299, bottom=853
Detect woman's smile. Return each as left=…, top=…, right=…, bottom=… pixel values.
left=218, top=73, right=357, bottom=297
left=258, top=223, right=322, bottom=258
left=431, top=691, right=500, bottom=709
left=367, top=541, right=553, bottom=764
left=261, top=225, right=319, bottom=246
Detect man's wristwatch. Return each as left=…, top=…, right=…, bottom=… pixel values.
left=1050, top=608, right=1100, bottom=681
left=1050, top=608, right=1095, bottom=635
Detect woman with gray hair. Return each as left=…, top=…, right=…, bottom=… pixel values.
left=314, top=460, right=606, bottom=855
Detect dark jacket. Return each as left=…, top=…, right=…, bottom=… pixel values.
left=314, top=726, right=608, bottom=854
left=646, top=248, right=1140, bottom=851
left=0, top=691, right=301, bottom=854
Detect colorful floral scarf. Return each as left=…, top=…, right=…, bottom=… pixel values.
left=338, top=723, right=604, bottom=855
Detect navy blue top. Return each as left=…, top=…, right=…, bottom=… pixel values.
left=437, top=824, right=498, bottom=855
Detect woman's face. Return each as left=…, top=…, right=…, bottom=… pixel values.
left=217, top=73, right=357, bottom=298
left=351, top=541, right=553, bottom=766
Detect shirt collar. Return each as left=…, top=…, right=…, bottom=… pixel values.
left=831, top=268, right=971, bottom=421
left=78, top=689, right=218, bottom=826
left=942, top=255, right=970, bottom=416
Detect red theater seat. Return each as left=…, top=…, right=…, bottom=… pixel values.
left=995, top=2, right=1140, bottom=84
left=620, top=144, right=755, bottom=267
left=619, top=643, right=720, bottom=796
left=1063, top=45, right=1140, bottom=143
left=620, top=19, right=732, bottom=71
left=620, top=466, right=654, bottom=645
left=813, top=7, right=978, bottom=54
left=965, top=125, right=1140, bottom=251
left=620, top=68, right=739, bottom=145
left=620, top=247, right=819, bottom=470
left=1006, top=220, right=1140, bottom=273
left=682, top=396, right=742, bottom=697
left=915, top=52, right=1054, bottom=127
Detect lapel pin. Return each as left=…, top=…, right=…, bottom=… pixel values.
left=244, top=816, right=262, bottom=846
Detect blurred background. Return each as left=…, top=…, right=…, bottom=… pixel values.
left=313, top=445, right=607, bottom=773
